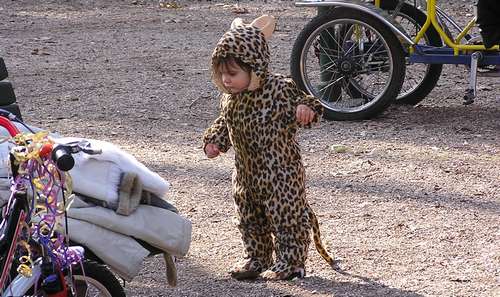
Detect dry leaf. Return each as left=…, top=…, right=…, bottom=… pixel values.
left=330, top=144, right=350, bottom=153
left=159, top=1, right=181, bottom=9
left=231, top=6, right=249, bottom=14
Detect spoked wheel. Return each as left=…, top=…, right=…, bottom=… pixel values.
left=71, top=260, right=125, bottom=297
left=379, top=0, right=443, bottom=105
left=291, top=7, right=406, bottom=120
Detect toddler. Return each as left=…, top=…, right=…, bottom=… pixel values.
left=203, top=15, right=336, bottom=280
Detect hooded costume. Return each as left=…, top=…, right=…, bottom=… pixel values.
left=203, top=15, right=335, bottom=279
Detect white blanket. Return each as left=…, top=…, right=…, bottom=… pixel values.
left=66, top=218, right=149, bottom=281
left=56, top=137, right=170, bottom=201
left=68, top=204, right=192, bottom=257
left=0, top=133, right=170, bottom=206
left=69, top=158, right=122, bottom=207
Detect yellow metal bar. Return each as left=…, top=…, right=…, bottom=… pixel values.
left=455, top=44, right=499, bottom=50
left=374, top=0, right=381, bottom=8
left=423, top=0, right=461, bottom=54
left=422, top=0, right=499, bottom=53
left=456, top=18, right=476, bottom=44
left=413, top=0, right=433, bottom=45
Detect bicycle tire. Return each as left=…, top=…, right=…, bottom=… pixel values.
left=379, top=0, right=443, bottom=105
left=291, top=7, right=406, bottom=120
left=71, top=260, right=125, bottom=297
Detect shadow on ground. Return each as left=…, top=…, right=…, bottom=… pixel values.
left=126, top=257, right=423, bottom=297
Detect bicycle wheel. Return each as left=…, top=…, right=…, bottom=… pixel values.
left=291, top=7, right=406, bottom=120
left=379, top=0, right=443, bottom=105
left=72, top=260, right=125, bottom=297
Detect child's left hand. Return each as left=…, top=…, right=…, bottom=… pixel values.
left=296, top=104, right=315, bottom=125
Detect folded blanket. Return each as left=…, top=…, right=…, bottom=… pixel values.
left=69, top=157, right=122, bottom=208
left=68, top=196, right=182, bottom=285
left=65, top=217, right=149, bottom=281
left=1, top=128, right=171, bottom=207
left=56, top=137, right=170, bottom=198
left=68, top=204, right=191, bottom=257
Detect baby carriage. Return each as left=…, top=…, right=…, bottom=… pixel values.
left=0, top=59, right=191, bottom=295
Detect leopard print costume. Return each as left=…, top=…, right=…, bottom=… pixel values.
left=204, top=16, right=335, bottom=279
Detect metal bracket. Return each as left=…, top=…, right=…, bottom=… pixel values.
left=464, top=51, right=482, bottom=105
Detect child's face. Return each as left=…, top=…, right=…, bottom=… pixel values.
left=219, top=59, right=250, bottom=94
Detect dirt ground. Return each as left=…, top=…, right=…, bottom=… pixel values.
left=1, top=0, right=499, bottom=296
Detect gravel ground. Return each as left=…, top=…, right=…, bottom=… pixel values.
left=1, top=1, right=498, bottom=296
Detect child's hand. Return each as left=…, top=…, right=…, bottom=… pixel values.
left=296, top=104, right=315, bottom=125
left=204, top=143, right=220, bottom=158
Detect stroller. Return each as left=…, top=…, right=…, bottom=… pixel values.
left=0, top=57, right=191, bottom=293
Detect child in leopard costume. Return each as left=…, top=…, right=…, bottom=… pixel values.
left=203, top=15, right=336, bottom=280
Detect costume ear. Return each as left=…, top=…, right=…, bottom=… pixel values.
left=250, top=15, right=276, bottom=39
left=230, top=18, right=244, bottom=29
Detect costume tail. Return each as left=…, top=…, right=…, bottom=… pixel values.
left=308, top=207, right=336, bottom=267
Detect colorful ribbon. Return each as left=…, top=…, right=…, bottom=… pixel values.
left=7, top=131, right=82, bottom=277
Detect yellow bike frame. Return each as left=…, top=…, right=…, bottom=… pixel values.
left=372, top=0, right=499, bottom=54
left=410, top=0, right=498, bottom=54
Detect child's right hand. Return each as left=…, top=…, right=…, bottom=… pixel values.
left=296, top=104, right=315, bottom=125
left=204, top=143, right=221, bottom=158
